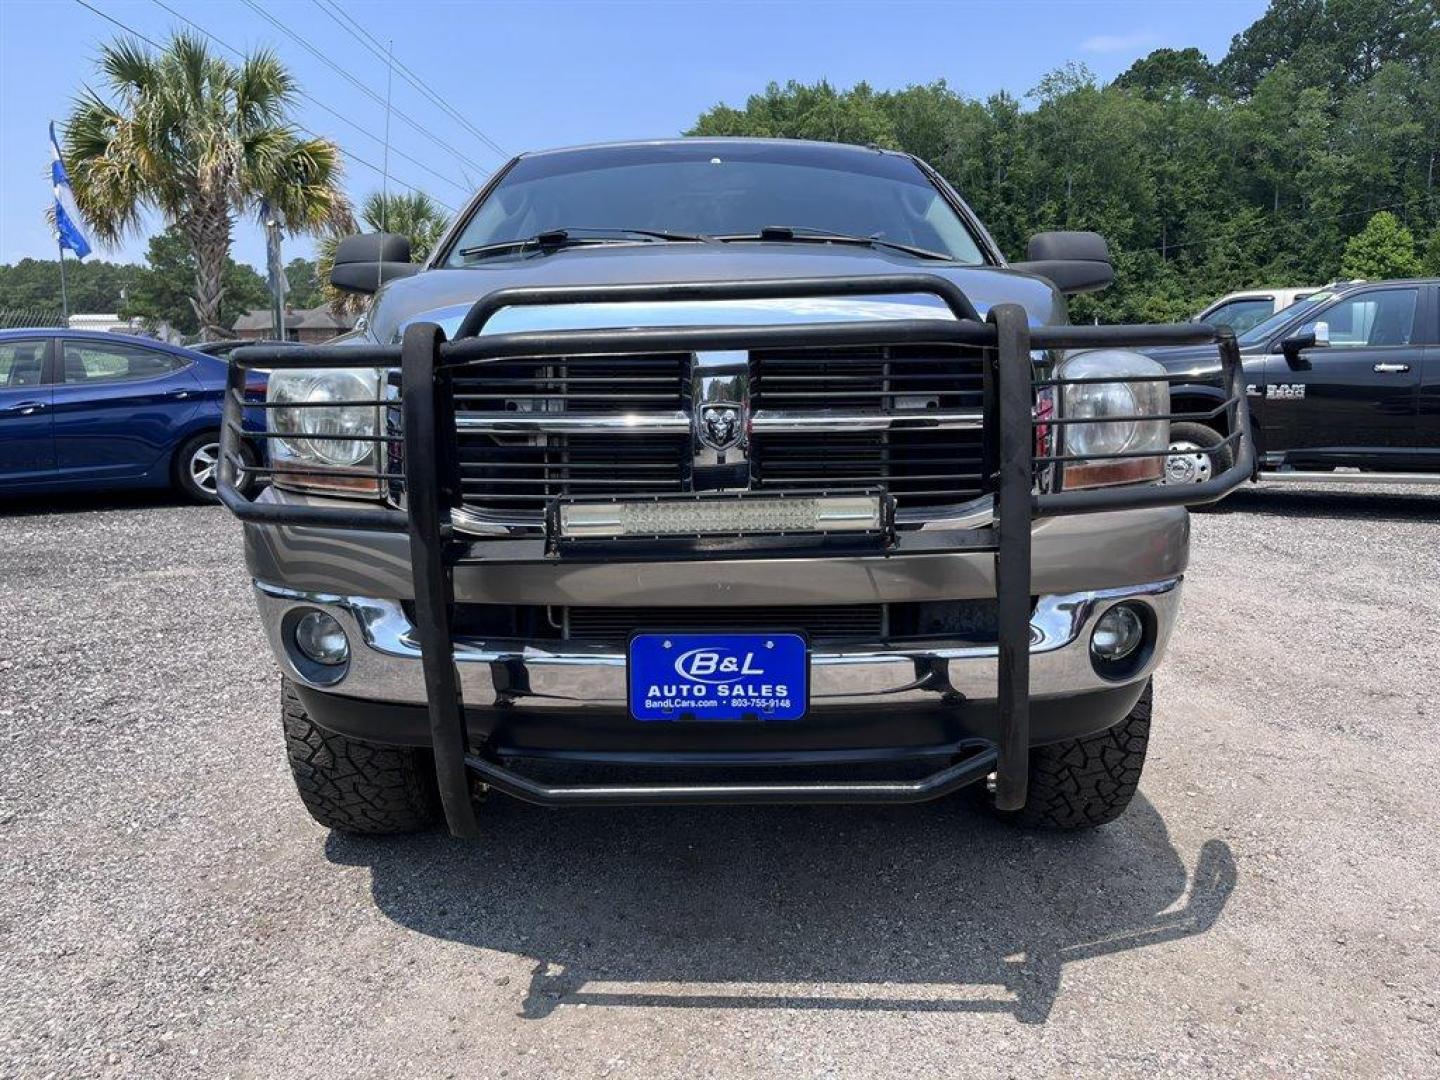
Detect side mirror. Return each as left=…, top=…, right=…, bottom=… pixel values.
left=1011, top=231, right=1115, bottom=295
left=329, top=232, right=418, bottom=295
left=1279, top=331, right=1318, bottom=368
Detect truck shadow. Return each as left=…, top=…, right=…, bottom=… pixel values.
left=1220, top=485, right=1439, bottom=523
left=325, top=793, right=1235, bottom=1024
left=0, top=489, right=195, bottom=517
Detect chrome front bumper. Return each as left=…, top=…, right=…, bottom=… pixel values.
left=255, top=577, right=1182, bottom=714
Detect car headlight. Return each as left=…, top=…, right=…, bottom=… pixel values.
left=268, top=367, right=387, bottom=496
left=1055, top=349, right=1169, bottom=490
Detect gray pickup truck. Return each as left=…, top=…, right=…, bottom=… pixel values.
left=220, top=139, right=1251, bottom=839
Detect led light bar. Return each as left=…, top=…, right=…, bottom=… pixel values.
left=558, top=495, right=884, bottom=540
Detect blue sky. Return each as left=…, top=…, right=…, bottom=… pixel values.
left=0, top=0, right=1268, bottom=271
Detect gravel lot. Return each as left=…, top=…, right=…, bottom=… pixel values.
left=2, top=485, right=1438, bottom=1079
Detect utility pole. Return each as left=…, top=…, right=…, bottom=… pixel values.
left=264, top=200, right=286, bottom=339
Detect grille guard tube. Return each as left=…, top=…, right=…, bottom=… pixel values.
left=464, top=746, right=1000, bottom=807
left=218, top=273, right=1254, bottom=836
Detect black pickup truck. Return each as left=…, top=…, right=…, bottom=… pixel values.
left=1148, top=277, right=1440, bottom=486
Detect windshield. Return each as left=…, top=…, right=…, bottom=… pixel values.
left=444, top=143, right=987, bottom=266
left=1236, top=290, right=1338, bottom=347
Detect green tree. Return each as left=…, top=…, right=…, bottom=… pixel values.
left=690, top=80, right=898, bottom=146
left=283, top=257, right=323, bottom=309
left=317, top=191, right=450, bottom=313
left=679, top=0, right=1440, bottom=319
left=119, top=225, right=268, bottom=336
left=1115, top=48, right=1220, bottom=100
left=1423, top=224, right=1440, bottom=275
left=1219, top=0, right=1434, bottom=95
left=1339, top=211, right=1423, bottom=278
left=63, top=32, right=353, bottom=339
left=0, top=257, right=143, bottom=315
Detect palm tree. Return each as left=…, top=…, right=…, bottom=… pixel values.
left=64, top=33, right=353, bottom=339
left=317, top=191, right=451, bottom=314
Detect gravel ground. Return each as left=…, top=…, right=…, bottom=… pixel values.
left=2, top=485, right=1438, bottom=1079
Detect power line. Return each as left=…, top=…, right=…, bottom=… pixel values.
left=310, top=0, right=507, bottom=160
left=72, top=0, right=462, bottom=213
left=235, top=0, right=492, bottom=181
left=147, top=0, right=468, bottom=204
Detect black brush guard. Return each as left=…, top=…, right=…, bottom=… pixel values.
left=220, top=275, right=1252, bottom=837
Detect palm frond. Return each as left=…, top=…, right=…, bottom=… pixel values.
left=358, top=190, right=449, bottom=258
left=252, top=135, right=354, bottom=234
left=168, top=30, right=214, bottom=107
left=236, top=49, right=295, bottom=126
left=98, top=37, right=159, bottom=98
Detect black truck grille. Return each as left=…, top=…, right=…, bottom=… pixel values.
left=564, top=604, right=885, bottom=642
left=451, top=353, right=689, bottom=414
left=452, top=355, right=689, bottom=510
left=455, top=433, right=689, bottom=507
left=750, top=344, right=988, bottom=510
left=448, top=342, right=989, bottom=520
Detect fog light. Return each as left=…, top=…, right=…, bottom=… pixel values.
left=1091, top=603, right=1144, bottom=661
left=294, top=610, right=349, bottom=666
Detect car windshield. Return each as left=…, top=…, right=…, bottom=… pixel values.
left=444, top=144, right=987, bottom=265
left=1236, top=290, right=1338, bottom=347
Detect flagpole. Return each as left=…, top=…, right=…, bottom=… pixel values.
left=267, top=211, right=283, bottom=339
left=57, top=238, right=70, bottom=323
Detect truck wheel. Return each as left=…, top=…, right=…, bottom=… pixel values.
left=1163, top=422, right=1233, bottom=487
left=992, top=681, right=1152, bottom=829
left=281, top=679, right=440, bottom=834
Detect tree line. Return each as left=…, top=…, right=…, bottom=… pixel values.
left=3, top=0, right=1435, bottom=333
left=0, top=227, right=322, bottom=336
left=689, top=0, right=1440, bottom=321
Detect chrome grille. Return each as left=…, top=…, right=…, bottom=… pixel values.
left=448, top=341, right=991, bottom=522
left=451, top=353, right=688, bottom=414
left=750, top=344, right=988, bottom=510
left=452, top=355, right=689, bottom=510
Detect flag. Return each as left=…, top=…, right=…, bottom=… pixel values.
left=49, top=122, right=91, bottom=259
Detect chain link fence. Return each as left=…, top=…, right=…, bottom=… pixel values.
left=0, top=307, right=67, bottom=330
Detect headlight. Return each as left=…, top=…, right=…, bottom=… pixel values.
left=1055, top=349, right=1169, bottom=490
left=268, top=367, right=386, bottom=496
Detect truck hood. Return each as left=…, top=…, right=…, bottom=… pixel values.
left=358, top=242, right=1067, bottom=343
left=1139, top=341, right=1262, bottom=378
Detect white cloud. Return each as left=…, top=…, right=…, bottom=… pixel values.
left=1081, top=31, right=1158, bottom=54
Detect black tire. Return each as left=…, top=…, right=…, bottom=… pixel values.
left=1163, top=421, right=1234, bottom=488
left=174, top=431, right=253, bottom=503
left=281, top=679, right=441, bottom=834
left=992, top=681, right=1152, bottom=830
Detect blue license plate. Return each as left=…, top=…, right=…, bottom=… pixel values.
left=628, top=632, right=808, bottom=721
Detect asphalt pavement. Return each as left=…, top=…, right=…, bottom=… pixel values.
left=1, top=484, right=1437, bottom=1078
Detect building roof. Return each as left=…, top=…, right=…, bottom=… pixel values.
left=293, top=307, right=356, bottom=331
left=232, top=306, right=357, bottom=333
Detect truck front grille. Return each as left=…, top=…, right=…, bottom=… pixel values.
left=451, top=354, right=689, bottom=510
left=564, top=604, right=886, bottom=642
left=440, top=599, right=1003, bottom=645
left=451, top=354, right=689, bottom=414
left=455, top=433, right=689, bottom=508
left=750, top=344, right=988, bottom=510
left=447, top=341, right=989, bottom=524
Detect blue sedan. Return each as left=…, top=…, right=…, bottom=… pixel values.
left=0, top=328, right=258, bottom=502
